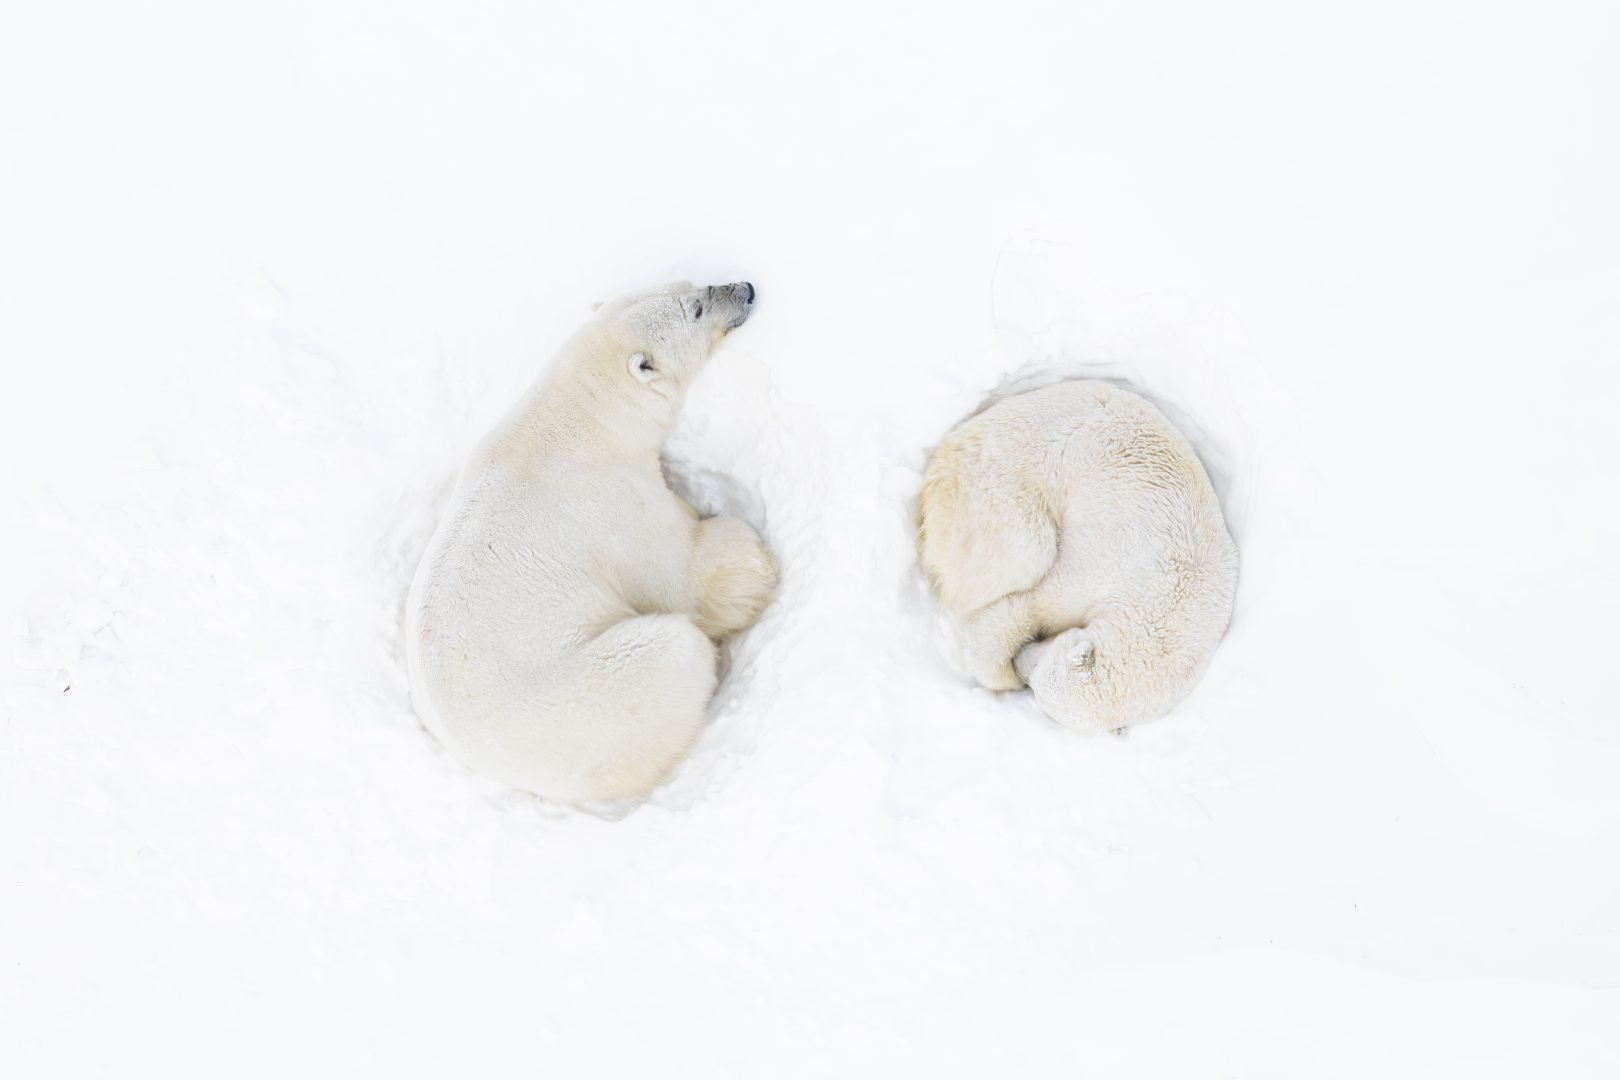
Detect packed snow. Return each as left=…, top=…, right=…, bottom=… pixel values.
left=3, top=1, right=1617, bottom=1075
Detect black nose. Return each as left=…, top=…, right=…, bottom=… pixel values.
left=741, top=281, right=755, bottom=303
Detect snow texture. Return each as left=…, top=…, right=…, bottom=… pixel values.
left=3, top=1, right=1618, bottom=1076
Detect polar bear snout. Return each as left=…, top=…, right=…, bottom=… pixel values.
left=707, top=281, right=755, bottom=330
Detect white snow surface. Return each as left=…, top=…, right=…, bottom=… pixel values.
left=4, top=1, right=1619, bottom=1075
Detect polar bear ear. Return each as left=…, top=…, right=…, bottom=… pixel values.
left=591, top=300, right=604, bottom=312
left=628, top=351, right=659, bottom=383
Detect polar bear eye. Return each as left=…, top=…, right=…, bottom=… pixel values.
left=692, top=301, right=703, bottom=319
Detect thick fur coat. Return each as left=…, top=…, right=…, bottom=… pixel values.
left=405, top=281, right=775, bottom=804
left=918, top=380, right=1237, bottom=732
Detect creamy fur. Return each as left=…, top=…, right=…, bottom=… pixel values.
left=918, top=380, right=1237, bottom=732
left=405, top=281, right=775, bottom=804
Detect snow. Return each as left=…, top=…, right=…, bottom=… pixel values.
left=3, top=0, right=1618, bottom=1075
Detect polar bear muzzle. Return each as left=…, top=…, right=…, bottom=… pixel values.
left=707, top=281, right=755, bottom=331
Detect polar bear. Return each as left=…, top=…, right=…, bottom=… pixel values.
left=405, top=280, right=776, bottom=805
left=917, top=380, right=1238, bottom=733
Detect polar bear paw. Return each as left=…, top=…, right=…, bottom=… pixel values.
left=691, top=516, right=778, bottom=640
left=1014, top=627, right=1095, bottom=685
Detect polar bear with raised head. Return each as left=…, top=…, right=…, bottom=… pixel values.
left=917, top=380, right=1237, bottom=732
left=405, top=280, right=775, bottom=805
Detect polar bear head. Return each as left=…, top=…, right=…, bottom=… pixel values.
left=585, top=280, right=755, bottom=411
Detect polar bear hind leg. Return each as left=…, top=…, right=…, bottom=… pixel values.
left=689, top=516, right=778, bottom=640
left=959, top=591, right=1041, bottom=691
left=917, top=453, right=1057, bottom=615
left=522, top=614, right=719, bottom=804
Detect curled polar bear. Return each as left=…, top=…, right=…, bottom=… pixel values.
left=918, top=380, right=1238, bottom=732
left=405, top=281, right=776, bottom=804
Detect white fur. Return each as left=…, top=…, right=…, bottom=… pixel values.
left=917, top=380, right=1238, bottom=732
left=405, top=281, right=775, bottom=804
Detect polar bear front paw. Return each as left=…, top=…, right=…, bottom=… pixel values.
left=691, top=516, right=778, bottom=640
